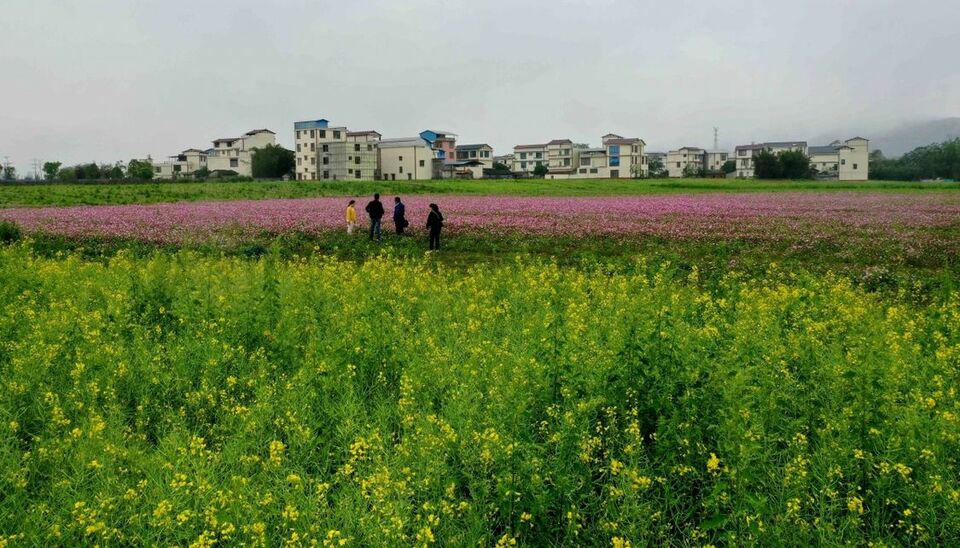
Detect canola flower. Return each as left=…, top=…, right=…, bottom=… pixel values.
left=0, top=246, right=958, bottom=545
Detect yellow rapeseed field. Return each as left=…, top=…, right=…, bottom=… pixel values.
left=0, top=245, right=958, bottom=545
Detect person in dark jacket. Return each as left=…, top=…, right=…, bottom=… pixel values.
left=426, top=203, right=443, bottom=250
left=393, top=197, right=407, bottom=235
left=365, top=193, right=384, bottom=240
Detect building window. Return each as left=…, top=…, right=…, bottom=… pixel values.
left=333, top=131, right=341, bottom=139
left=579, top=168, right=587, bottom=173
left=399, top=156, right=403, bottom=161
left=348, top=169, right=353, bottom=174
left=610, top=157, right=620, bottom=167
left=323, top=171, right=329, bottom=179
left=841, top=159, right=846, bottom=165
left=297, top=158, right=301, bottom=166
left=367, top=145, right=373, bottom=151
left=355, top=157, right=361, bottom=165
left=322, top=157, right=329, bottom=165
left=310, top=143, right=315, bottom=152
left=535, top=152, right=542, bottom=159
left=853, top=163, right=858, bottom=169
left=582, top=157, right=591, bottom=166
left=521, top=162, right=527, bottom=169
left=322, top=144, right=328, bottom=152
left=676, top=162, right=681, bottom=168
left=520, top=152, right=527, bottom=160
left=354, top=144, right=361, bottom=152
left=419, top=160, right=425, bottom=167
left=355, top=170, right=361, bottom=179
left=319, top=130, right=326, bottom=138
left=399, top=166, right=403, bottom=173
left=590, top=168, right=598, bottom=174
left=297, top=144, right=301, bottom=152
left=310, top=130, right=315, bottom=138
left=230, top=159, right=238, bottom=167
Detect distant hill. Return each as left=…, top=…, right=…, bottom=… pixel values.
left=870, top=118, right=960, bottom=157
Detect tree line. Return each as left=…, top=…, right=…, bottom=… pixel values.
left=870, top=138, right=960, bottom=181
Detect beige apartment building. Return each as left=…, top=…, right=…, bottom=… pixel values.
left=733, top=138, right=867, bottom=179
left=512, top=144, right=547, bottom=174
left=155, top=148, right=207, bottom=179
left=205, top=129, right=276, bottom=177
left=733, top=141, right=806, bottom=178
left=378, top=137, right=434, bottom=180
left=294, top=120, right=381, bottom=180
left=455, top=144, right=494, bottom=168
left=155, top=129, right=275, bottom=179
left=540, top=134, right=646, bottom=179
left=666, top=147, right=729, bottom=177
left=808, top=137, right=869, bottom=180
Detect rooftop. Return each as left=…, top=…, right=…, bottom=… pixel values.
left=456, top=143, right=492, bottom=151
left=245, top=129, right=275, bottom=136
left=547, top=139, right=573, bottom=145
left=514, top=144, right=546, bottom=150
left=379, top=137, right=430, bottom=149
left=606, top=138, right=644, bottom=146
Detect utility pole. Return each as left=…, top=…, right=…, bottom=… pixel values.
left=32, top=158, right=42, bottom=181
left=713, top=127, right=719, bottom=151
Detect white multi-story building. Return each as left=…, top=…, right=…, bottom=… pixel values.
left=155, top=148, right=207, bottom=179
left=733, top=141, right=806, bottom=178
left=808, top=138, right=870, bottom=180
left=733, top=138, right=867, bottom=179
left=538, top=134, right=646, bottom=179
left=155, top=129, right=276, bottom=179
left=378, top=137, right=434, bottom=180
left=666, top=147, right=729, bottom=177
left=512, top=144, right=547, bottom=174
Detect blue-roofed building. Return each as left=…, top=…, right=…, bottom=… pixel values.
left=419, top=130, right=457, bottom=163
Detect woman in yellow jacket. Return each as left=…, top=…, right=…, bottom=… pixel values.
left=345, top=200, right=357, bottom=234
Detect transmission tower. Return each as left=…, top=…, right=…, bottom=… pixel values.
left=713, top=127, right=719, bottom=150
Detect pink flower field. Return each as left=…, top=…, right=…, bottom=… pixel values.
left=1, top=192, right=958, bottom=245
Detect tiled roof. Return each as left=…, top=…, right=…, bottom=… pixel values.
left=379, top=137, right=430, bottom=149
left=245, top=129, right=275, bottom=135
left=606, top=138, right=643, bottom=145
left=514, top=144, right=546, bottom=150
left=213, top=137, right=239, bottom=143
left=547, top=139, right=572, bottom=145
left=347, top=130, right=381, bottom=137
left=808, top=145, right=839, bottom=155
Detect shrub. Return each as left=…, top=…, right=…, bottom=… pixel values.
left=0, top=220, right=22, bottom=244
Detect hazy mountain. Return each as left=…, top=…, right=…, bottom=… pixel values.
left=869, top=118, right=960, bottom=157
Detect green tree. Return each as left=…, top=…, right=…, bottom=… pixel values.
left=779, top=150, right=813, bottom=179
left=109, top=164, right=125, bottom=180
left=251, top=144, right=295, bottom=179
left=58, top=167, right=77, bottom=181
left=194, top=166, right=211, bottom=180
left=681, top=163, right=704, bottom=178
left=721, top=159, right=736, bottom=174
left=532, top=163, right=548, bottom=178
left=753, top=150, right=783, bottom=179
left=43, top=161, right=62, bottom=181
left=2, top=165, right=16, bottom=181
left=126, top=159, right=155, bottom=181
left=647, top=157, right=666, bottom=178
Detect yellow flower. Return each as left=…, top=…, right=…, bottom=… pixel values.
left=847, top=496, right=864, bottom=515
left=706, top=453, right=721, bottom=473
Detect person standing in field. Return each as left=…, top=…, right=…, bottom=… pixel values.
left=365, top=193, right=384, bottom=240
left=345, top=199, right=357, bottom=234
left=393, top=196, right=408, bottom=235
left=426, top=203, right=443, bottom=250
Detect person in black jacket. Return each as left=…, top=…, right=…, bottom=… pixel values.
left=393, top=197, right=408, bottom=235
left=365, top=193, right=384, bottom=240
left=426, top=203, right=443, bottom=250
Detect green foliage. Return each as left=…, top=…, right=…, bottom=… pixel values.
left=754, top=150, right=784, bottom=179
left=0, top=220, right=21, bottom=243
left=43, top=162, right=62, bottom=181
left=109, top=165, right=125, bottom=180
left=871, top=138, right=960, bottom=181
left=194, top=166, right=211, bottom=180
left=532, top=163, right=549, bottom=178
left=0, top=247, right=958, bottom=544
left=647, top=157, right=667, bottom=178
left=75, top=163, right=100, bottom=180
left=721, top=159, right=736, bottom=174
left=2, top=164, right=16, bottom=181
left=251, top=144, right=295, bottom=179
left=779, top=150, right=813, bottom=179
left=126, top=159, right=155, bottom=181
left=682, top=163, right=704, bottom=178
left=489, top=162, right=513, bottom=177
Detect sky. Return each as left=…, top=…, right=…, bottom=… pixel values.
left=1, top=0, right=958, bottom=175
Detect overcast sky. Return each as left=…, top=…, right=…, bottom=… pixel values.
left=1, top=0, right=958, bottom=174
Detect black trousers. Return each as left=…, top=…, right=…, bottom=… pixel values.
left=394, top=218, right=404, bottom=234
left=429, top=230, right=441, bottom=250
